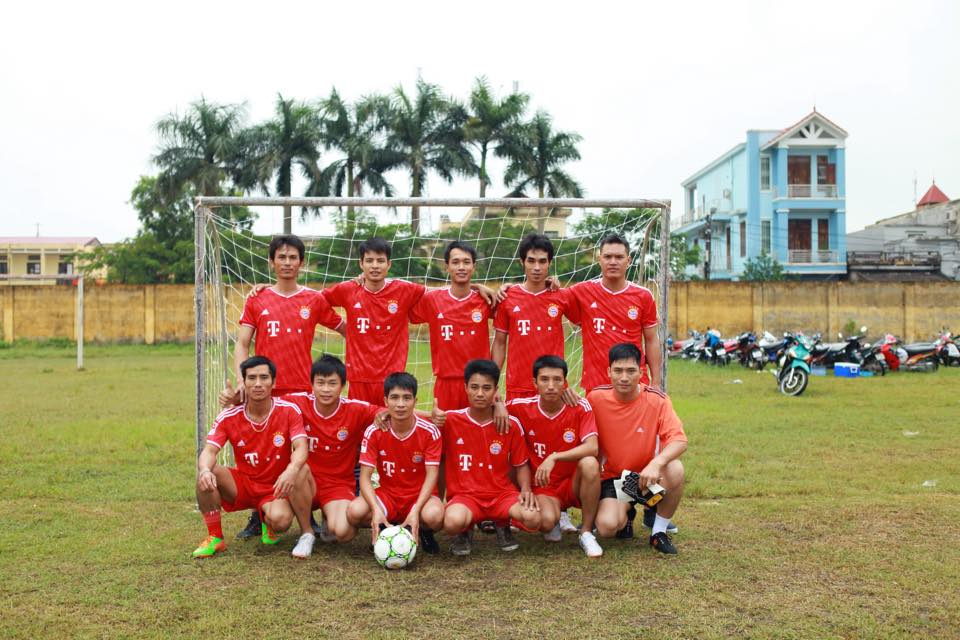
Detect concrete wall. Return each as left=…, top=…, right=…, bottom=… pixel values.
left=3, top=282, right=960, bottom=344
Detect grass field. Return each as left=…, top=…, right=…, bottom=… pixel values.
left=1, top=343, right=959, bottom=639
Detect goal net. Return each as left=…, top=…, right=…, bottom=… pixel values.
left=194, top=197, right=671, bottom=457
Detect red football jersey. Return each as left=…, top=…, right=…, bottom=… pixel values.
left=565, top=279, right=658, bottom=391
left=506, top=396, right=597, bottom=482
left=322, top=279, right=425, bottom=383
left=409, top=287, right=492, bottom=379
left=205, top=399, right=307, bottom=485
left=443, top=409, right=529, bottom=499
left=239, top=287, right=344, bottom=394
left=282, top=393, right=382, bottom=482
left=359, top=417, right=442, bottom=499
left=493, top=286, right=570, bottom=396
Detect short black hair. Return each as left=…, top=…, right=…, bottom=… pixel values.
left=311, top=354, right=347, bottom=385
left=383, top=372, right=417, bottom=398
left=608, top=342, right=643, bottom=366
left=359, top=237, right=391, bottom=260
left=444, top=240, right=477, bottom=263
left=518, top=233, right=555, bottom=262
left=464, top=359, right=500, bottom=385
left=240, top=355, right=276, bottom=380
left=268, top=234, right=306, bottom=261
left=599, top=232, right=630, bottom=255
left=533, top=355, right=568, bottom=379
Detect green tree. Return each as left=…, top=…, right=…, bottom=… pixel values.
left=670, top=236, right=702, bottom=281
left=153, top=98, right=246, bottom=200
left=242, top=94, right=325, bottom=234
left=310, top=89, right=401, bottom=229
left=464, top=77, right=529, bottom=218
left=386, top=80, right=476, bottom=236
left=741, top=253, right=786, bottom=281
left=499, top=110, right=583, bottom=232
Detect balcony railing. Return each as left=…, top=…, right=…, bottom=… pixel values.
left=776, top=184, right=838, bottom=198
left=786, top=250, right=841, bottom=264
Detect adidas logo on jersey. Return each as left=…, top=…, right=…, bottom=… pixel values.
left=354, top=302, right=362, bottom=309
left=456, top=437, right=464, bottom=445
left=380, top=450, right=386, bottom=455
left=260, top=309, right=270, bottom=315
left=237, top=440, right=245, bottom=447
left=590, top=302, right=598, bottom=308
left=528, top=430, right=535, bottom=436
left=636, top=427, right=644, bottom=433
left=437, top=312, right=444, bottom=319
left=512, top=305, right=521, bottom=312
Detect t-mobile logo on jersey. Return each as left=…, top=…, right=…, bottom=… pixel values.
left=307, top=436, right=319, bottom=452
left=458, top=454, right=472, bottom=470
left=517, top=319, right=531, bottom=336
left=266, top=320, right=281, bottom=337
left=382, top=461, right=396, bottom=477
left=356, top=317, right=371, bottom=333
left=532, top=442, right=547, bottom=458
left=440, top=324, right=454, bottom=341
left=244, top=452, right=259, bottom=466
left=592, top=318, right=606, bottom=333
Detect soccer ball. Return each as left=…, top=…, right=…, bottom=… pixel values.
left=373, top=525, right=417, bottom=569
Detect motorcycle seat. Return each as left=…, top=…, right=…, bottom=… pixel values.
left=903, top=343, right=937, bottom=355
left=759, top=339, right=783, bottom=349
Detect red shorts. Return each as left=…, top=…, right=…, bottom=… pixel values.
left=348, top=380, right=385, bottom=405
left=311, top=476, right=356, bottom=509
left=434, top=377, right=468, bottom=411
left=534, top=475, right=580, bottom=510
left=447, top=491, right=519, bottom=528
left=505, top=388, right=536, bottom=402
left=374, top=490, right=420, bottom=523
left=221, top=468, right=277, bottom=513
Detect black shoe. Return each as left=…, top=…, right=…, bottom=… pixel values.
left=649, top=531, right=678, bottom=555
left=237, top=510, right=261, bottom=540
left=642, top=505, right=657, bottom=529
left=616, top=506, right=637, bottom=539
left=478, top=520, right=496, bottom=534
left=310, top=513, right=323, bottom=537
left=419, top=528, right=440, bottom=555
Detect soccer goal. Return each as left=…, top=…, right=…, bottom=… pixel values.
left=194, top=196, right=671, bottom=457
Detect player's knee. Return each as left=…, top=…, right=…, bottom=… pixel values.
left=577, top=456, right=600, bottom=479
left=521, top=510, right=542, bottom=531
left=539, top=511, right=560, bottom=532
left=268, top=510, right=293, bottom=533
left=664, top=459, right=685, bottom=488
left=421, top=503, right=444, bottom=529
left=346, top=498, right=367, bottom=524
left=594, top=509, right=624, bottom=538
left=443, top=509, right=470, bottom=534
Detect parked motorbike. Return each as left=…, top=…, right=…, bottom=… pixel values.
left=936, top=331, right=960, bottom=367
left=810, top=327, right=867, bottom=368
left=750, top=331, right=785, bottom=370
left=701, top=329, right=731, bottom=366
left=859, top=338, right=888, bottom=375
left=881, top=334, right=939, bottom=372
left=775, top=332, right=813, bottom=396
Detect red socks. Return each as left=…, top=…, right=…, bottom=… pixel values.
left=203, top=509, right=223, bottom=539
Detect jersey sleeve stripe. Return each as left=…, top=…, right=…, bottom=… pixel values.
left=363, top=424, right=379, bottom=438
left=508, top=415, right=524, bottom=436
left=578, top=398, right=593, bottom=411
left=275, top=399, right=302, bottom=414
left=290, top=433, right=307, bottom=440
left=580, top=432, right=598, bottom=443
left=359, top=460, right=377, bottom=468
left=511, top=457, right=530, bottom=467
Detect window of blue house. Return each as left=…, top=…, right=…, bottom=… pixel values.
left=760, top=156, right=771, bottom=190
left=740, top=221, right=746, bottom=257
left=761, top=221, right=771, bottom=254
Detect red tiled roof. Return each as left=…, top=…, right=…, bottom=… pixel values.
left=917, top=182, right=949, bottom=207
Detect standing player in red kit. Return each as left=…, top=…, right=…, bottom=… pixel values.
left=409, top=241, right=492, bottom=412
left=233, top=234, right=346, bottom=539
left=193, top=356, right=313, bottom=558
left=345, top=372, right=444, bottom=554
left=442, top=360, right=541, bottom=556
left=507, top=355, right=604, bottom=558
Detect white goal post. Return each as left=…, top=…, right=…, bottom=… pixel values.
left=193, top=196, right=671, bottom=456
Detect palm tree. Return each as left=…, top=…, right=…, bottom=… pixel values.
left=464, top=77, right=529, bottom=219
left=153, top=98, right=246, bottom=200
left=499, top=111, right=584, bottom=232
left=309, top=89, right=401, bottom=225
left=244, top=94, right=325, bottom=234
left=386, top=80, right=475, bottom=236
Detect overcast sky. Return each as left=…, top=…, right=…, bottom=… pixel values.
left=2, top=0, right=957, bottom=241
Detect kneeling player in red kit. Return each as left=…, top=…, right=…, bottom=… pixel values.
left=193, top=356, right=313, bottom=558
left=442, top=359, right=541, bottom=555
left=345, top=372, right=445, bottom=553
left=507, top=355, right=603, bottom=557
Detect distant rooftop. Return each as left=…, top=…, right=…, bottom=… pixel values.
left=917, top=182, right=949, bottom=207
left=0, top=237, right=100, bottom=246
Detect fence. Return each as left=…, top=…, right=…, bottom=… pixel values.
left=2, top=281, right=959, bottom=345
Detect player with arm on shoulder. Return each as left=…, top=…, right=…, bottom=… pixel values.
left=442, top=360, right=541, bottom=555
left=193, top=356, right=313, bottom=558
left=345, top=372, right=444, bottom=554
left=588, top=343, right=686, bottom=555
left=507, top=355, right=603, bottom=558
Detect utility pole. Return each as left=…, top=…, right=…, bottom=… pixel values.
left=704, top=207, right=715, bottom=281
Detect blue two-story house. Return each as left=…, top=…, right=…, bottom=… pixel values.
left=673, top=110, right=848, bottom=279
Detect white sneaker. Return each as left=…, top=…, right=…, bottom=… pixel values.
left=558, top=511, right=579, bottom=533
left=579, top=531, right=603, bottom=558
left=543, top=523, right=562, bottom=542
left=291, top=533, right=316, bottom=558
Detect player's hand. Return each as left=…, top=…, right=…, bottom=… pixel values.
left=401, top=510, right=420, bottom=542
left=495, top=283, right=515, bottom=305
left=197, top=468, right=217, bottom=492
left=246, top=283, right=269, bottom=299
left=374, top=410, right=390, bottom=431
left=353, top=273, right=365, bottom=286
left=639, top=460, right=663, bottom=490
left=518, top=490, right=540, bottom=512
left=546, top=276, right=561, bottom=292
left=493, top=401, right=509, bottom=434
left=535, top=454, right=555, bottom=487
left=273, top=467, right=297, bottom=499
left=561, top=387, right=580, bottom=407
left=471, top=284, right=496, bottom=307
left=431, top=399, right=446, bottom=429
left=371, top=508, right=388, bottom=545
left=218, top=385, right=240, bottom=408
